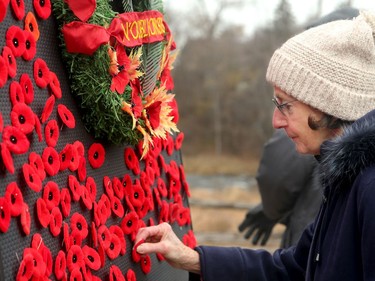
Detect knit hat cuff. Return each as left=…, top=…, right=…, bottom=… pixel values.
left=266, top=50, right=367, bottom=121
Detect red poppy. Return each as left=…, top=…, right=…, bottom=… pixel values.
left=42, top=181, right=60, bottom=210
left=68, top=175, right=82, bottom=202
left=165, top=133, right=175, bottom=155
left=0, top=197, right=11, bottom=233
left=81, top=185, right=93, bottom=210
left=24, top=247, right=47, bottom=278
left=40, top=95, right=55, bottom=123
left=97, top=224, right=111, bottom=250
left=122, top=173, right=132, bottom=193
left=34, top=113, right=42, bottom=141
left=33, top=58, right=50, bottom=88
left=140, top=255, right=152, bottom=274
left=112, top=176, right=124, bottom=199
left=11, top=102, right=35, bottom=134
left=23, top=163, right=42, bottom=192
left=10, top=0, right=25, bottom=20
left=6, top=26, right=25, bottom=57
left=111, top=195, right=124, bottom=218
left=48, top=71, right=62, bottom=99
left=44, top=119, right=59, bottom=147
left=126, top=270, right=137, bottom=281
left=109, top=225, right=126, bottom=255
left=106, top=233, right=121, bottom=260
left=140, top=170, right=152, bottom=191
left=136, top=198, right=151, bottom=219
left=69, top=229, right=83, bottom=249
left=168, top=97, right=180, bottom=124
left=27, top=152, right=45, bottom=181
left=126, top=179, right=145, bottom=208
left=20, top=202, right=30, bottom=235
left=180, top=164, right=191, bottom=197
left=2, top=46, right=17, bottom=78
left=66, top=245, right=84, bottom=273
left=50, top=206, right=62, bottom=236
left=16, top=254, right=34, bottom=280
left=69, top=143, right=80, bottom=172
left=158, top=200, right=170, bottom=224
left=94, top=198, right=109, bottom=226
left=33, top=0, right=51, bottom=20
left=153, top=187, right=162, bottom=207
left=70, top=267, right=83, bottom=280
left=70, top=212, right=88, bottom=240
left=157, top=177, right=168, bottom=198
left=131, top=239, right=142, bottom=263
left=120, top=211, right=139, bottom=237
left=86, top=176, right=97, bottom=202
left=5, top=182, right=23, bottom=217
left=59, top=143, right=72, bottom=171
left=103, top=175, right=114, bottom=199
left=0, top=56, right=7, bottom=88
left=24, top=12, right=40, bottom=41
left=22, top=30, right=36, bottom=61
left=182, top=230, right=197, bottom=249
left=109, top=265, right=125, bottom=281
left=58, top=104, right=76, bottom=130
left=42, top=146, right=60, bottom=176
left=124, top=147, right=140, bottom=175
left=91, top=221, right=98, bottom=248
left=1, top=143, right=14, bottom=174
left=73, top=140, right=84, bottom=157
left=54, top=250, right=66, bottom=280
left=36, top=198, right=51, bottom=228
left=63, top=222, right=70, bottom=251
left=144, top=156, right=160, bottom=178
left=0, top=0, right=9, bottom=23
left=100, top=193, right=111, bottom=218
left=9, top=81, right=25, bottom=106
left=88, top=142, right=105, bottom=169
left=82, top=245, right=101, bottom=271
left=175, top=132, right=184, bottom=150
left=19, top=73, right=34, bottom=104
left=60, top=188, right=71, bottom=218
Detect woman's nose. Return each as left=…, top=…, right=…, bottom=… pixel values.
left=272, top=108, right=288, bottom=129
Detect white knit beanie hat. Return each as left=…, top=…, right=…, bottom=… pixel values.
left=266, top=10, right=375, bottom=121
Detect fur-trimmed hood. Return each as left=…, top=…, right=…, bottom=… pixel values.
left=319, top=109, right=375, bottom=188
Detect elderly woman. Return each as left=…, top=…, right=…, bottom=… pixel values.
left=135, top=10, right=375, bottom=281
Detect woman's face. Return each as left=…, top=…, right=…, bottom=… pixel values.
left=272, top=87, right=335, bottom=155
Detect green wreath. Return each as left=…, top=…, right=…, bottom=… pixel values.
left=52, top=0, right=178, bottom=157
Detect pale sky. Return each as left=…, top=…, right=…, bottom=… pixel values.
left=164, top=0, right=375, bottom=36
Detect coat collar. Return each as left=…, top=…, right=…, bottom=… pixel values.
left=319, top=109, right=375, bottom=188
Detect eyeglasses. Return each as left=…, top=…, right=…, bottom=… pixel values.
left=272, top=97, right=298, bottom=116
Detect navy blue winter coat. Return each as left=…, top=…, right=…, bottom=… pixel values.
left=190, top=109, right=375, bottom=281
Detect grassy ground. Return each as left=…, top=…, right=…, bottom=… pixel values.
left=183, top=154, right=284, bottom=252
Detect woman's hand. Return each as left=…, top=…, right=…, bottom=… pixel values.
left=135, top=222, right=201, bottom=274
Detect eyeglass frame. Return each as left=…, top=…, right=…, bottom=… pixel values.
left=272, top=97, right=298, bottom=116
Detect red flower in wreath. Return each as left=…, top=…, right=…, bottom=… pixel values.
left=10, top=0, right=25, bottom=20
left=10, top=102, right=35, bottom=134
left=0, top=197, right=11, bottom=232
left=88, top=142, right=105, bottom=169
left=121, top=79, right=143, bottom=129
left=44, top=119, right=59, bottom=147
left=70, top=212, right=88, bottom=240
left=60, top=188, right=71, bottom=218
left=9, top=81, right=25, bottom=106
left=33, top=0, right=51, bottom=19
left=0, top=0, right=9, bottom=23
left=5, top=182, right=23, bottom=217
left=42, top=146, right=60, bottom=176
left=1, top=143, right=14, bottom=174
left=22, top=163, right=42, bottom=192
left=36, top=198, right=51, bottom=228
left=82, top=245, right=101, bottom=271
left=0, top=56, right=7, bottom=88
left=109, top=45, right=131, bottom=94
left=24, top=12, right=40, bottom=41
left=66, top=245, right=85, bottom=273
left=42, top=181, right=60, bottom=211
left=50, top=206, right=62, bottom=236
left=6, top=26, right=25, bottom=57
left=40, top=95, right=55, bottom=123
left=22, top=30, right=36, bottom=61
left=54, top=250, right=66, bottom=280
left=2, top=125, right=29, bottom=154
left=48, top=71, right=62, bottom=99
left=33, top=58, right=50, bottom=88
left=2, top=46, right=17, bottom=78
left=124, top=147, right=140, bottom=175
left=20, top=73, right=34, bottom=104
left=20, top=202, right=30, bottom=235
left=109, top=265, right=125, bottom=281
left=29, top=151, right=46, bottom=181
